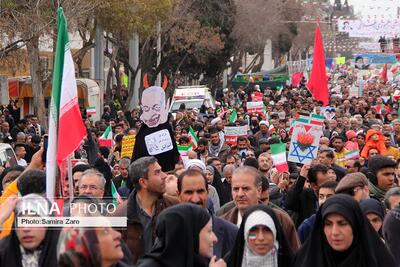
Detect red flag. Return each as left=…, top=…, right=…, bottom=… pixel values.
left=381, top=63, right=388, bottom=83
left=291, top=72, right=303, bottom=87
left=307, top=24, right=329, bottom=106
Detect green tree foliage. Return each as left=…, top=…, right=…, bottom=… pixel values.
left=144, top=0, right=236, bottom=86
left=97, top=0, right=173, bottom=39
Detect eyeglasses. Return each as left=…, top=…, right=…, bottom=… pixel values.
left=79, top=185, right=101, bottom=191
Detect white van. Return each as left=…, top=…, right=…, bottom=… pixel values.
left=77, top=78, right=104, bottom=122
left=169, top=86, right=215, bottom=115
left=0, top=143, right=17, bottom=167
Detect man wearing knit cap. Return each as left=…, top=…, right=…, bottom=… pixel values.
left=335, top=172, right=370, bottom=202
left=366, top=155, right=397, bottom=202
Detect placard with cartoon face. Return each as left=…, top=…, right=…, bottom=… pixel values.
left=140, top=86, right=168, bottom=128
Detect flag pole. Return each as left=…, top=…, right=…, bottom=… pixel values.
left=67, top=155, right=74, bottom=200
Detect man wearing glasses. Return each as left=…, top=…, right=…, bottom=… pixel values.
left=78, top=169, right=106, bottom=199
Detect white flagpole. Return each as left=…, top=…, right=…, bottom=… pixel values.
left=67, top=155, right=74, bottom=200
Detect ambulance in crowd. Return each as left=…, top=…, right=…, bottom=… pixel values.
left=169, top=86, right=215, bottom=117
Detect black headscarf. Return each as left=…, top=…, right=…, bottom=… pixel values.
left=138, top=203, right=211, bottom=267
left=0, top=196, right=60, bottom=267
left=0, top=227, right=60, bottom=267
left=211, top=165, right=231, bottom=206
left=360, top=198, right=385, bottom=236
left=293, top=194, right=396, bottom=267
left=93, top=157, right=112, bottom=198
left=225, top=205, right=294, bottom=267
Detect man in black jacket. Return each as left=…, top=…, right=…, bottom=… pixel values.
left=177, top=168, right=238, bottom=258
left=285, top=164, right=331, bottom=227
left=318, top=149, right=346, bottom=180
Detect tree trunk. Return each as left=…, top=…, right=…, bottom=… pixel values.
left=105, top=46, right=119, bottom=103
left=76, top=58, right=83, bottom=77
left=27, top=36, right=47, bottom=131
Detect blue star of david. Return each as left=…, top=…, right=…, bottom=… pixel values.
left=289, top=142, right=317, bottom=163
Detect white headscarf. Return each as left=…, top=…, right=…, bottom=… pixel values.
left=242, top=210, right=279, bottom=267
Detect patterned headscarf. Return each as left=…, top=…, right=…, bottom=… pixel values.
left=57, top=227, right=100, bottom=267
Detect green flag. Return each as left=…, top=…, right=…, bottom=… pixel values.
left=229, top=109, right=237, bottom=124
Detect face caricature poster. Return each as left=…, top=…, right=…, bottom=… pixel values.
left=288, top=114, right=323, bottom=165
left=133, top=75, right=179, bottom=172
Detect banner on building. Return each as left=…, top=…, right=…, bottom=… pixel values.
left=354, top=54, right=397, bottom=65
left=338, top=19, right=400, bottom=38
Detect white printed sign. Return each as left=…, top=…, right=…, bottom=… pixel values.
left=224, top=126, right=248, bottom=145
left=145, top=129, right=173, bottom=155
left=349, top=86, right=360, bottom=98
left=247, top=102, right=264, bottom=115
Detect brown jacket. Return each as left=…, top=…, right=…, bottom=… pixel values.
left=112, top=190, right=179, bottom=264
left=219, top=205, right=301, bottom=252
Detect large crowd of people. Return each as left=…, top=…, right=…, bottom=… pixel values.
left=0, top=63, right=400, bottom=266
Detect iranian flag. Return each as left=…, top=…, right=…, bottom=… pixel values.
left=98, top=125, right=114, bottom=147
left=178, top=144, right=193, bottom=156
left=345, top=150, right=359, bottom=160
left=111, top=181, right=123, bottom=206
left=46, top=8, right=87, bottom=199
left=270, top=142, right=288, bottom=172
left=178, top=144, right=193, bottom=164
left=86, top=106, right=96, bottom=115
left=188, top=126, right=198, bottom=147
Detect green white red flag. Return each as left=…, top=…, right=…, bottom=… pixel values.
left=111, top=180, right=123, bottom=206
left=345, top=150, right=359, bottom=160
left=177, top=144, right=193, bottom=165
left=46, top=7, right=86, bottom=199
left=188, top=126, right=198, bottom=148
left=177, top=144, right=193, bottom=157
left=98, top=125, right=114, bottom=147
left=270, top=142, right=288, bottom=172
left=86, top=106, right=96, bottom=115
